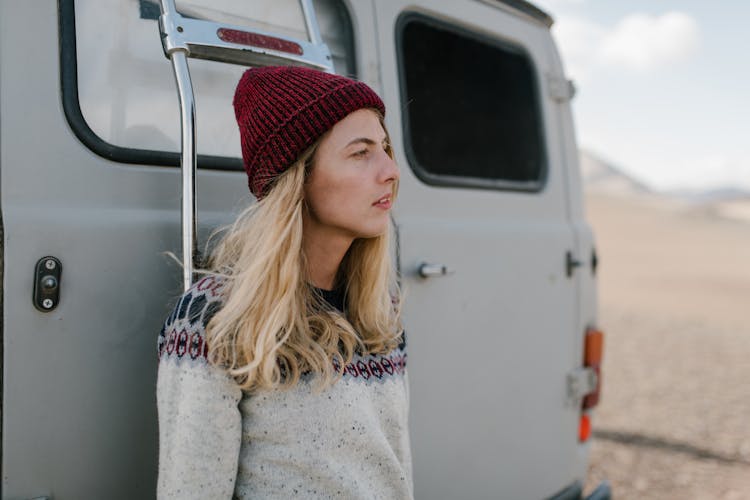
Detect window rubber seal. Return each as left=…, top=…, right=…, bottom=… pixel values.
left=58, top=0, right=243, bottom=171
left=394, top=11, right=549, bottom=193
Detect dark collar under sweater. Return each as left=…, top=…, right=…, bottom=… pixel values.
left=313, top=285, right=346, bottom=313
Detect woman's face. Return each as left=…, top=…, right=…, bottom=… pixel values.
left=303, top=108, right=399, bottom=242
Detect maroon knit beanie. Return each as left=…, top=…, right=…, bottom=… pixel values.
left=233, top=66, right=386, bottom=199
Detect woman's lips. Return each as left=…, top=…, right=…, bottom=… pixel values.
left=373, top=196, right=392, bottom=209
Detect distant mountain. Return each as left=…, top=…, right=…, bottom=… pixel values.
left=662, top=186, right=750, bottom=205
left=665, top=187, right=750, bottom=223
left=579, top=149, right=750, bottom=223
left=579, top=148, right=750, bottom=203
left=578, top=149, right=651, bottom=195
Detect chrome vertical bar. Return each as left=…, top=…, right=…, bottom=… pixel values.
left=159, top=0, right=177, bottom=18
left=300, top=0, right=324, bottom=47
left=171, top=50, right=196, bottom=290
left=170, top=51, right=198, bottom=291
left=160, top=0, right=198, bottom=291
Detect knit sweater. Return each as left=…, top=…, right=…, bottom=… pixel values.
left=156, top=276, right=413, bottom=499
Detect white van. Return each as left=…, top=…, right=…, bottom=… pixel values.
left=0, top=0, right=610, bottom=498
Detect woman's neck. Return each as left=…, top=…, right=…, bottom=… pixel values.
left=302, top=231, right=353, bottom=291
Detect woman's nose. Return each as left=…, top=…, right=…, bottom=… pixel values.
left=378, top=151, right=400, bottom=183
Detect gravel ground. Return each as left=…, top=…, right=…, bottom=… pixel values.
left=582, top=193, right=750, bottom=500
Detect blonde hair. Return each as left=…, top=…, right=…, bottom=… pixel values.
left=203, top=122, right=402, bottom=394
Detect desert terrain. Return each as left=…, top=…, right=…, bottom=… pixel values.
left=581, top=190, right=750, bottom=499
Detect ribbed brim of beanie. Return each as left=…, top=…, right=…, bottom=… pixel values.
left=233, top=66, right=386, bottom=199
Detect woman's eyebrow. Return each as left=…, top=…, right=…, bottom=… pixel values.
left=344, top=136, right=388, bottom=148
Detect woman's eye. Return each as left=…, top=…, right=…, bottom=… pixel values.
left=353, top=149, right=368, bottom=158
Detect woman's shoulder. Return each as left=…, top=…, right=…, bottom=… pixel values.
left=157, top=275, right=227, bottom=363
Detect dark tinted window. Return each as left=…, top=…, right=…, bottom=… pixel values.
left=398, top=15, right=546, bottom=190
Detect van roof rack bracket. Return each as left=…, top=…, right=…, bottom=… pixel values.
left=158, top=2, right=333, bottom=71
left=157, top=0, right=334, bottom=290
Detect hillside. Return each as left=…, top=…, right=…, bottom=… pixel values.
left=579, top=149, right=750, bottom=224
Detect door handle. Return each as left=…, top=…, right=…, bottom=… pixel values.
left=418, top=262, right=454, bottom=278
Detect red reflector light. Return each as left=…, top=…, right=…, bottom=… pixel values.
left=217, top=28, right=303, bottom=55
left=579, top=413, right=591, bottom=442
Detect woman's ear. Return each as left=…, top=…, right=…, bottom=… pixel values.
left=304, top=158, right=314, bottom=180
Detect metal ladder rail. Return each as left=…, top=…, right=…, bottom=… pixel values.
left=157, top=0, right=334, bottom=291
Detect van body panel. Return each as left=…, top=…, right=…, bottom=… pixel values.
left=1, top=0, right=599, bottom=498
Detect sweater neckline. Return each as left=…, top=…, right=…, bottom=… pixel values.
left=312, top=284, right=346, bottom=313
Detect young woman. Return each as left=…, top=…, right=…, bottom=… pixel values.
left=157, top=66, right=412, bottom=499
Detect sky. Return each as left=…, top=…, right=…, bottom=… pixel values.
left=533, top=0, right=750, bottom=192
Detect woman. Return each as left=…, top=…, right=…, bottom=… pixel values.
left=157, top=66, right=412, bottom=499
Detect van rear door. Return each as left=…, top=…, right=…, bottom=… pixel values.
left=375, top=2, right=586, bottom=498
left=1, top=0, right=359, bottom=497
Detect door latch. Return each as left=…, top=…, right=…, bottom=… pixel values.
left=566, top=366, right=598, bottom=406
left=33, top=256, right=62, bottom=312
left=566, top=251, right=582, bottom=278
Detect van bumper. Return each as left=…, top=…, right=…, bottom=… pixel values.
left=584, top=481, right=612, bottom=500
left=547, top=480, right=612, bottom=500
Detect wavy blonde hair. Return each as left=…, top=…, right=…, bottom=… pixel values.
left=203, top=118, right=402, bottom=394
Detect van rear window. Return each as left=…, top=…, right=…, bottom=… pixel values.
left=396, top=14, right=547, bottom=191
left=61, top=0, right=356, bottom=170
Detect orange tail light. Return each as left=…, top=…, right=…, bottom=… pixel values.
left=582, top=328, right=604, bottom=410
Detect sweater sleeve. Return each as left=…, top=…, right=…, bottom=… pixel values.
left=156, top=278, right=243, bottom=500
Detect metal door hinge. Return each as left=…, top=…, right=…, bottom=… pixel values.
left=591, top=247, right=599, bottom=275
left=566, top=251, right=582, bottom=278
left=547, top=75, right=576, bottom=102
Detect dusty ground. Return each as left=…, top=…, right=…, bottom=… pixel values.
left=581, top=192, right=750, bottom=499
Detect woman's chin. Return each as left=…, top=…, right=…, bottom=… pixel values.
left=353, top=225, right=388, bottom=240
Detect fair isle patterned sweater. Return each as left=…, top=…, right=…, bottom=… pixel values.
left=157, top=276, right=413, bottom=499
